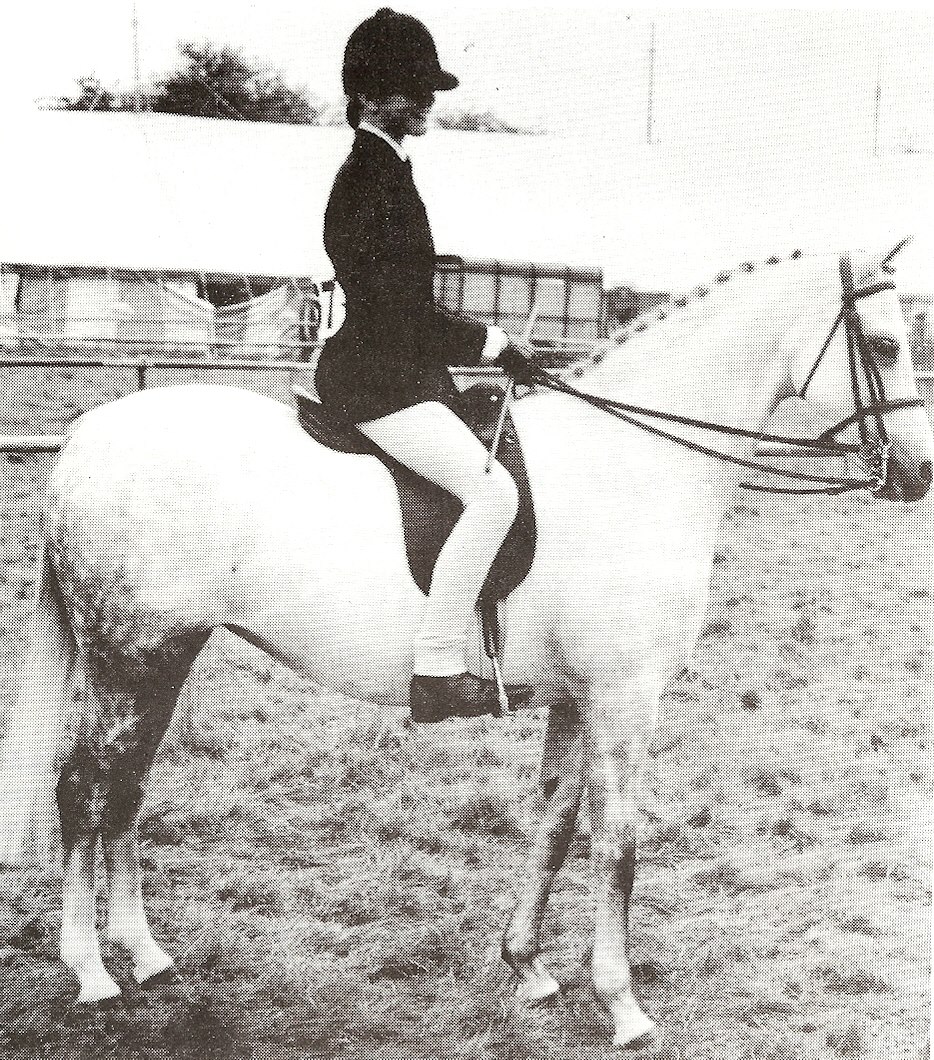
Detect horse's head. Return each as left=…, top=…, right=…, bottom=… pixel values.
left=790, top=242, right=933, bottom=501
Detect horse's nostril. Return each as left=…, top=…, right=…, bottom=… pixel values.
left=921, top=461, right=933, bottom=485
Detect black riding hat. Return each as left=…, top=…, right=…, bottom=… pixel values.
left=342, top=8, right=459, bottom=100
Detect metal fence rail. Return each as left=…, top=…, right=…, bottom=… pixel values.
left=0, top=354, right=316, bottom=389
left=0, top=357, right=500, bottom=453
left=1, top=359, right=932, bottom=457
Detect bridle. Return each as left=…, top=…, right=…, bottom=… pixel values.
left=791, top=244, right=922, bottom=493
left=516, top=242, right=924, bottom=496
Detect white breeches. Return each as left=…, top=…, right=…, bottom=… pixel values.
left=357, top=400, right=519, bottom=675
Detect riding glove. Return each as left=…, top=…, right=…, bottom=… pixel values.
left=494, top=342, right=547, bottom=386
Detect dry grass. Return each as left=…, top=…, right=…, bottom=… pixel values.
left=0, top=370, right=930, bottom=1058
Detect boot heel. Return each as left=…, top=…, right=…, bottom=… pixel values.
left=409, top=681, right=446, bottom=724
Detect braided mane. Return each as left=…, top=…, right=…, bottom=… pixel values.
left=559, top=249, right=806, bottom=382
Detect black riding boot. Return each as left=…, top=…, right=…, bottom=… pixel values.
left=410, top=673, right=534, bottom=723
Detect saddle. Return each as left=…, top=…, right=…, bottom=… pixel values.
left=295, top=384, right=536, bottom=641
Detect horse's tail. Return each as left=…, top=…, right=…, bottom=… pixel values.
left=0, top=543, right=74, bottom=867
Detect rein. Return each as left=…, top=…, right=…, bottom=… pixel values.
left=517, top=253, right=923, bottom=496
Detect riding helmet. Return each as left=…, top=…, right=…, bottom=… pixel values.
left=342, top=8, right=459, bottom=101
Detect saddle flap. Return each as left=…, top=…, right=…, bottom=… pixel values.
left=296, top=385, right=536, bottom=603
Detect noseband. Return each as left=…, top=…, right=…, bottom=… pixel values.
left=511, top=246, right=923, bottom=496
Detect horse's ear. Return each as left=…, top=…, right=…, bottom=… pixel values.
left=882, top=235, right=913, bottom=266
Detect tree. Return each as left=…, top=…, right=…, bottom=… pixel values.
left=435, top=104, right=531, bottom=134
left=60, top=76, right=119, bottom=112
left=151, top=42, right=321, bottom=123
left=49, top=43, right=525, bottom=133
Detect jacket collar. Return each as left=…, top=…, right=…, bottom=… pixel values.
left=357, top=122, right=408, bottom=162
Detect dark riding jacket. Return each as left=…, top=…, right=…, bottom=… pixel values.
left=311, top=130, right=487, bottom=423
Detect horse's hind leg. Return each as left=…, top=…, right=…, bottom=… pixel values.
left=503, top=702, right=584, bottom=1002
left=102, top=634, right=210, bottom=986
left=57, top=704, right=128, bottom=1005
left=57, top=633, right=208, bottom=1002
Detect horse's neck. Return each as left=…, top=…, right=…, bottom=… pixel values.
left=516, top=259, right=842, bottom=538
left=579, top=259, right=836, bottom=440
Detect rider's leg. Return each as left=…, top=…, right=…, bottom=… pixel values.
left=357, top=400, right=519, bottom=677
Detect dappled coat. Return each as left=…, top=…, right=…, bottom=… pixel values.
left=312, top=130, right=487, bottom=423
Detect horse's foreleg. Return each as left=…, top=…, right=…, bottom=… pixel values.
left=503, top=702, right=584, bottom=1003
left=583, top=678, right=658, bottom=1049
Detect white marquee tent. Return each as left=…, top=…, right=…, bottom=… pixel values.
left=2, top=110, right=933, bottom=356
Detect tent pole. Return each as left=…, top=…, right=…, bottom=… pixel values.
left=131, top=3, right=143, bottom=112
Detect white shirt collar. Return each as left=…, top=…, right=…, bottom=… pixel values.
left=358, top=121, right=408, bottom=162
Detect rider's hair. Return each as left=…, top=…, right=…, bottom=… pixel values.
left=346, top=95, right=363, bottom=129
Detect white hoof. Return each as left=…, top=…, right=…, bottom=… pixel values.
left=513, top=956, right=561, bottom=1005
left=611, top=1007, right=659, bottom=1050
left=75, top=973, right=122, bottom=1006
left=132, top=952, right=175, bottom=985
left=106, top=932, right=175, bottom=985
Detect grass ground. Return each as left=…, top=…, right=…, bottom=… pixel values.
left=0, top=369, right=930, bottom=1059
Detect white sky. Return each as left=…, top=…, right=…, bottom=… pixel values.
left=2, top=3, right=933, bottom=288
left=1, top=3, right=932, bottom=152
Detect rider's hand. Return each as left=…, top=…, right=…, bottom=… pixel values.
left=494, top=341, right=545, bottom=386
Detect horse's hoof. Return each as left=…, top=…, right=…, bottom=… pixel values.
left=137, top=966, right=182, bottom=989
left=80, top=992, right=124, bottom=1012
left=75, top=974, right=122, bottom=1008
left=509, top=956, right=562, bottom=1005
left=612, top=1016, right=660, bottom=1051
left=516, top=976, right=561, bottom=1006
